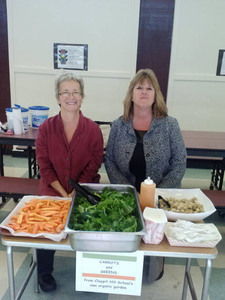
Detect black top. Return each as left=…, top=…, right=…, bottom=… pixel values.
left=129, top=130, right=147, bottom=193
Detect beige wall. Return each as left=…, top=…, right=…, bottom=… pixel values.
left=6, top=0, right=140, bottom=121
left=167, top=0, right=225, bottom=132
left=7, top=0, right=225, bottom=131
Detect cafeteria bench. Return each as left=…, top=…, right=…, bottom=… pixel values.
left=202, top=189, right=225, bottom=218
left=0, top=177, right=40, bottom=208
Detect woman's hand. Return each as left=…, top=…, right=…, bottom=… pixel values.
left=50, top=180, right=69, bottom=198
left=68, top=189, right=75, bottom=198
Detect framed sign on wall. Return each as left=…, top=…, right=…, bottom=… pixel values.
left=53, top=43, right=88, bottom=70
left=216, top=49, right=225, bottom=76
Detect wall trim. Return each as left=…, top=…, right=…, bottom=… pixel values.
left=13, top=67, right=132, bottom=79
left=173, top=74, right=225, bottom=82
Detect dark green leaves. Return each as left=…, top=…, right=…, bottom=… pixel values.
left=68, top=188, right=138, bottom=232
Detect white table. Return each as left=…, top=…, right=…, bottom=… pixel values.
left=1, top=235, right=217, bottom=300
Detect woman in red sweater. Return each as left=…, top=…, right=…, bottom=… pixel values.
left=35, top=72, right=104, bottom=292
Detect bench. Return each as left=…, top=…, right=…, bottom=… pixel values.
left=0, top=176, right=40, bottom=208
left=202, top=189, right=225, bottom=217
left=15, top=146, right=39, bottom=178
left=187, top=156, right=225, bottom=190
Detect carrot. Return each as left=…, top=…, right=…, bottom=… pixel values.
left=17, top=213, right=24, bottom=224
left=32, top=223, right=39, bottom=234
left=38, top=223, right=44, bottom=231
left=42, top=211, right=59, bottom=217
left=28, top=225, right=34, bottom=234
left=55, top=226, right=61, bottom=233
left=29, top=213, right=51, bottom=221
left=20, top=224, right=29, bottom=229
left=43, top=225, right=52, bottom=232
left=11, top=214, right=18, bottom=221
left=25, top=213, right=29, bottom=223
left=5, top=198, right=71, bottom=235
left=41, top=207, right=61, bottom=211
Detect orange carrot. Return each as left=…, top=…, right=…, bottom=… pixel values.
left=32, top=223, right=39, bottom=234
left=5, top=198, right=71, bottom=235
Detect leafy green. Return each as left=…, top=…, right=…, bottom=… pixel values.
left=68, top=188, right=138, bottom=232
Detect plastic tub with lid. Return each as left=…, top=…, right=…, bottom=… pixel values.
left=6, top=105, right=29, bottom=131
left=28, top=106, right=49, bottom=128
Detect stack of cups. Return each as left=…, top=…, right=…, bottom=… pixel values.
left=13, top=108, right=24, bottom=134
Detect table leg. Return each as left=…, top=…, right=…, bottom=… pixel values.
left=0, top=144, right=7, bottom=209
left=182, top=258, right=191, bottom=300
left=201, top=259, right=212, bottom=300
left=218, top=158, right=225, bottom=191
left=15, top=251, right=39, bottom=299
left=0, top=144, right=5, bottom=176
left=33, top=248, right=39, bottom=293
left=6, top=245, right=15, bottom=300
left=28, top=146, right=32, bottom=178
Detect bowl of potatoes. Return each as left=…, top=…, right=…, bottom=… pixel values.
left=155, top=188, right=216, bottom=221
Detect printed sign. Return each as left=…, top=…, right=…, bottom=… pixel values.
left=53, top=43, right=88, bottom=70
left=76, top=251, right=144, bottom=296
left=216, top=49, right=225, bottom=76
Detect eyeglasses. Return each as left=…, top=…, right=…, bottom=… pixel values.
left=59, top=91, right=81, bottom=98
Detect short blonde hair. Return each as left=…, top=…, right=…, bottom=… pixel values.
left=55, top=71, right=85, bottom=98
left=123, top=69, right=168, bottom=122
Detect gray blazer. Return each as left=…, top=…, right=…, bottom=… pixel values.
left=105, top=116, right=187, bottom=188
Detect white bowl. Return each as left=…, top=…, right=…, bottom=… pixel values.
left=155, top=188, right=216, bottom=221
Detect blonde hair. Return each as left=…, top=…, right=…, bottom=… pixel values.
left=123, top=69, right=168, bottom=122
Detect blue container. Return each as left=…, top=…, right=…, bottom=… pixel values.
left=28, top=106, right=49, bottom=128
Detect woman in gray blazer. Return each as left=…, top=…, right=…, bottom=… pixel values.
left=105, top=69, right=187, bottom=282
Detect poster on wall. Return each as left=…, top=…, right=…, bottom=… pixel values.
left=216, top=49, right=225, bottom=76
left=53, top=43, right=88, bottom=70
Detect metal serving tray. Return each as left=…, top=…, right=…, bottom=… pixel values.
left=64, top=184, right=146, bottom=252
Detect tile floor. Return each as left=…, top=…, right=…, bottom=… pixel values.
left=0, top=155, right=225, bottom=300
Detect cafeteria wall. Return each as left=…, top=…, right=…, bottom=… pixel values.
left=6, top=0, right=225, bottom=131
left=6, top=0, right=140, bottom=121
left=166, top=0, right=225, bottom=132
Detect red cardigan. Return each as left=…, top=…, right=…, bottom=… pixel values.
left=35, top=111, right=104, bottom=196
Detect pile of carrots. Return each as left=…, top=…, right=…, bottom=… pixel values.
left=6, top=198, right=71, bottom=235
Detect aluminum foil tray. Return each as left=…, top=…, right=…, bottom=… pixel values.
left=64, top=184, right=146, bottom=252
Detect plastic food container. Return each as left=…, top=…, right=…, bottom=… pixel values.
left=6, top=106, right=29, bottom=131
left=164, top=222, right=222, bottom=248
left=155, top=188, right=216, bottom=222
left=64, top=184, right=146, bottom=252
left=28, top=106, right=49, bottom=128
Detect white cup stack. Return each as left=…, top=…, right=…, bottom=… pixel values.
left=13, top=108, right=24, bottom=135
